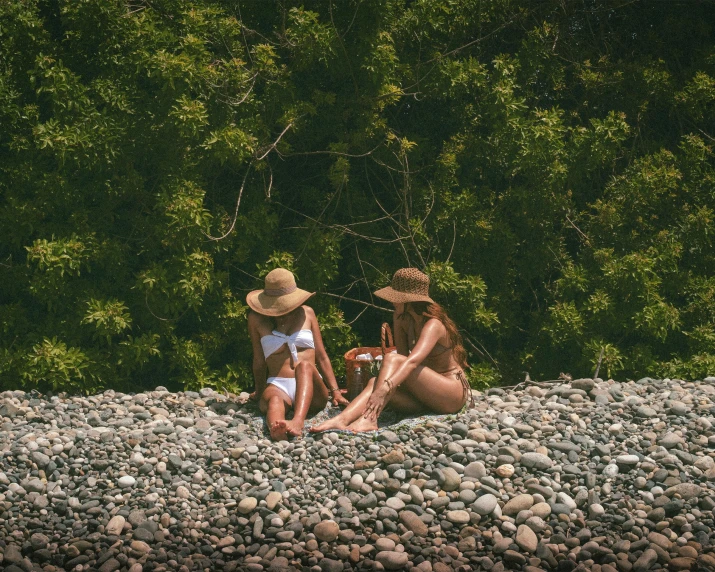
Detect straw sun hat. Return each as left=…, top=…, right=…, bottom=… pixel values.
left=374, top=268, right=435, bottom=304
left=246, top=268, right=314, bottom=316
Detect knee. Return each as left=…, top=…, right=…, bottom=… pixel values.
left=268, top=395, right=284, bottom=406
left=295, top=361, right=314, bottom=375
left=383, top=352, right=404, bottom=365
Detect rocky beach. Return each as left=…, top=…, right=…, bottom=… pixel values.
left=1, top=377, right=715, bottom=572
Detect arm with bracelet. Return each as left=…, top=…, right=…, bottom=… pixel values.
left=310, top=268, right=471, bottom=435
left=309, top=308, right=349, bottom=407
left=362, top=318, right=444, bottom=421
left=248, top=311, right=267, bottom=401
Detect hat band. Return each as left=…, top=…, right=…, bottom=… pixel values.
left=264, top=284, right=297, bottom=296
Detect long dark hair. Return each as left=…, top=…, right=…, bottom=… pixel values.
left=405, top=302, right=468, bottom=369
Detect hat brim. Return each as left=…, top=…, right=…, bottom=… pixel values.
left=374, top=286, right=435, bottom=305
left=246, top=288, right=315, bottom=317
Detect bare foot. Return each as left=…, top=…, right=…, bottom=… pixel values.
left=347, top=416, right=378, bottom=433
left=284, top=418, right=304, bottom=438
left=309, top=415, right=350, bottom=433
left=269, top=420, right=289, bottom=441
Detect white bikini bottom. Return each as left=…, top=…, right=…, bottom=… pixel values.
left=267, top=371, right=323, bottom=403
left=267, top=376, right=296, bottom=401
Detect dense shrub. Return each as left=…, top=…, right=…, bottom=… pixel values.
left=1, top=0, right=714, bottom=393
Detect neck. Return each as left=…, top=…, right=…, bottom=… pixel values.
left=275, top=310, right=295, bottom=329
left=408, top=308, right=422, bottom=324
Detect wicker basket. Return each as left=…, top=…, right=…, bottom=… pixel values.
left=343, top=323, right=395, bottom=397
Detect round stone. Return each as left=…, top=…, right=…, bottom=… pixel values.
left=531, top=502, right=552, bottom=519
left=589, top=503, right=605, bottom=518
left=446, top=510, right=470, bottom=524
left=495, top=464, right=515, bottom=478
left=464, top=461, right=487, bottom=479
left=375, top=538, right=396, bottom=552
left=520, top=452, right=553, bottom=470
left=118, top=476, right=136, bottom=488
left=238, top=497, right=257, bottom=514
left=106, top=515, right=126, bottom=536
left=473, top=494, right=498, bottom=515
left=503, top=494, right=535, bottom=516
left=616, top=455, right=640, bottom=468
left=440, top=467, right=461, bottom=491
left=314, top=520, right=340, bottom=542
left=516, top=524, right=538, bottom=552
left=386, top=497, right=405, bottom=511
left=375, top=551, right=409, bottom=570
left=602, top=464, right=619, bottom=477
left=349, top=474, right=364, bottom=491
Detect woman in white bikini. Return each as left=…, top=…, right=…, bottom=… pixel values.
left=311, top=268, right=471, bottom=433
left=246, top=268, right=348, bottom=440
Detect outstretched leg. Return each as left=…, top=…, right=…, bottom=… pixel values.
left=260, top=386, right=292, bottom=441
left=311, top=353, right=426, bottom=433
left=310, top=377, right=377, bottom=432
left=345, top=354, right=465, bottom=433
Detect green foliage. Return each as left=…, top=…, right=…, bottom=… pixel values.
left=466, top=363, right=501, bottom=392
left=22, top=338, right=97, bottom=394
left=2, top=0, right=715, bottom=394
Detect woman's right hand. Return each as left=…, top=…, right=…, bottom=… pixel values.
left=362, top=385, right=390, bottom=421
left=331, top=389, right=349, bottom=407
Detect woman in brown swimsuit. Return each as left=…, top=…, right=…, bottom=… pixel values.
left=311, top=268, right=471, bottom=433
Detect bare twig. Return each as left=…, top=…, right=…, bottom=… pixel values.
left=565, top=214, right=591, bottom=245
left=264, top=162, right=273, bottom=199
left=204, top=164, right=252, bottom=241
left=322, top=291, right=392, bottom=312
left=256, top=122, right=293, bottom=160
left=278, top=141, right=384, bottom=159
left=355, top=244, right=375, bottom=304
left=275, top=201, right=410, bottom=244
left=329, top=0, right=359, bottom=96
left=346, top=305, right=369, bottom=325
left=593, top=347, right=605, bottom=379
left=144, top=292, right=188, bottom=322
left=228, top=264, right=260, bottom=282
left=445, top=220, right=457, bottom=263
left=338, top=0, right=363, bottom=38
left=423, top=14, right=523, bottom=63
left=462, top=333, right=499, bottom=370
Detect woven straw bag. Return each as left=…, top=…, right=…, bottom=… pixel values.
left=343, top=323, right=395, bottom=396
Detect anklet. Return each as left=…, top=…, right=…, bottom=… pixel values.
left=384, top=378, right=395, bottom=394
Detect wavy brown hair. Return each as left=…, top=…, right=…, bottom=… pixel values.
left=406, top=302, right=468, bottom=369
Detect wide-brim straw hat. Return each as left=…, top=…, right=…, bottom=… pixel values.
left=374, top=268, right=435, bottom=304
left=246, top=268, right=314, bottom=316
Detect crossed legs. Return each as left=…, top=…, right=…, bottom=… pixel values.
left=310, top=353, right=465, bottom=433
left=260, top=361, right=329, bottom=440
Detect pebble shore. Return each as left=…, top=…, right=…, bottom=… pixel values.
left=2, top=376, right=715, bottom=572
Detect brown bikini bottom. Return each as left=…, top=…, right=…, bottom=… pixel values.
left=440, top=368, right=474, bottom=410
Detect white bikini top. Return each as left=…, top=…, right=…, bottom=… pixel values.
left=260, top=329, right=315, bottom=363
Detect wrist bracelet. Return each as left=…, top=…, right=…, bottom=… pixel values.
left=384, top=378, right=395, bottom=394
left=330, top=388, right=341, bottom=393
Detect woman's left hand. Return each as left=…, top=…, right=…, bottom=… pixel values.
left=363, top=386, right=389, bottom=421
left=330, top=389, right=350, bottom=407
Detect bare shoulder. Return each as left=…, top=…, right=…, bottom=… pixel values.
left=247, top=311, right=270, bottom=330
left=423, top=317, right=447, bottom=336
left=301, top=305, right=318, bottom=327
